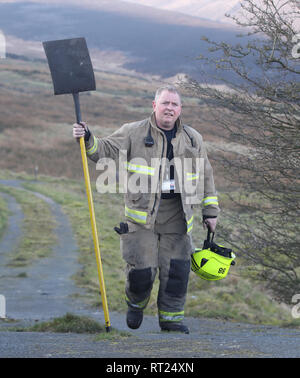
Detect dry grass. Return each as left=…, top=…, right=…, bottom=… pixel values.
left=0, top=57, right=232, bottom=188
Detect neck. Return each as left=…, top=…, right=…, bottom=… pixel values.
left=154, top=116, right=176, bottom=131
left=158, top=124, right=175, bottom=131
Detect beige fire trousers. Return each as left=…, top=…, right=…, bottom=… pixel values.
left=120, top=196, right=193, bottom=325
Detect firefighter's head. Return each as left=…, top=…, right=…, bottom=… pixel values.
left=152, top=86, right=182, bottom=130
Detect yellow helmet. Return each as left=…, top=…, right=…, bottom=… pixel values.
left=191, top=230, right=236, bottom=281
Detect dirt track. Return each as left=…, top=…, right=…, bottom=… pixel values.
left=0, top=180, right=300, bottom=358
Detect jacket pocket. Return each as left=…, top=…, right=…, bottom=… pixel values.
left=127, top=191, right=151, bottom=210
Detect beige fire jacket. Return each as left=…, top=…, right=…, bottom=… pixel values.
left=85, top=113, right=220, bottom=233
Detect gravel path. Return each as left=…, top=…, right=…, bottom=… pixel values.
left=0, top=179, right=88, bottom=320
left=0, top=179, right=300, bottom=358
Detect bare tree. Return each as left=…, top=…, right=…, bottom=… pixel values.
left=183, top=0, right=300, bottom=303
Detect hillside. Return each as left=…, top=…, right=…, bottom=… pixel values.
left=121, top=0, right=300, bottom=27
left=0, top=0, right=243, bottom=82
left=121, top=0, right=242, bottom=24
left=0, top=56, right=229, bottom=185
left=0, top=0, right=238, bottom=28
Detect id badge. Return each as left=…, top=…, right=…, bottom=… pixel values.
left=162, top=179, right=175, bottom=192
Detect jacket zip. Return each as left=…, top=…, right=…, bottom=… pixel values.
left=151, top=132, right=165, bottom=215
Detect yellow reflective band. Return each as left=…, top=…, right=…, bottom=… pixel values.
left=125, top=206, right=147, bottom=224
left=86, top=136, right=98, bottom=156
left=186, top=173, right=199, bottom=181
left=158, top=310, right=184, bottom=322
left=202, top=196, right=219, bottom=206
left=125, top=295, right=150, bottom=310
left=125, top=162, right=154, bottom=176
left=187, top=215, right=194, bottom=233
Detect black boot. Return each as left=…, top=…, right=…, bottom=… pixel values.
left=126, top=307, right=143, bottom=329
left=160, top=322, right=189, bottom=334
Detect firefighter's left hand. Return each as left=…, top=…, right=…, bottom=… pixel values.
left=203, top=217, right=217, bottom=232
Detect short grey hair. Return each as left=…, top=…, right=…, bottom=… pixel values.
left=154, top=85, right=182, bottom=104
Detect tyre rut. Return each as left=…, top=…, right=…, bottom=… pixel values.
left=0, top=179, right=90, bottom=320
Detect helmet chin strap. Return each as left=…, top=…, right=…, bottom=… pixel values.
left=206, top=228, right=215, bottom=243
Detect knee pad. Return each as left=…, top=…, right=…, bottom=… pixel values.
left=166, top=259, right=190, bottom=297
left=128, top=267, right=152, bottom=295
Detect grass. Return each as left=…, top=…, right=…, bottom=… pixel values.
left=11, top=173, right=294, bottom=326
left=0, top=56, right=227, bottom=184
left=0, top=184, right=57, bottom=266
left=26, top=180, right=145, bottom=312
left=186, top=273, right=291, bottom=324
left=0, top=170, right=296, bottom=327
left=21, top=175, right=126, bottom=309
left=8, top=313, right=131, bottom=340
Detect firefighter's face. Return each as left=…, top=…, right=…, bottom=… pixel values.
left=152, top=90, right=182, bottom=129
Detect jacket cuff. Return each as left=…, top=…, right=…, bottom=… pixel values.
left=85, top=131, right=98, bottom=156
left=202, top=195, right=220, bottom=218
left=202, top=207, right=219, bottom=216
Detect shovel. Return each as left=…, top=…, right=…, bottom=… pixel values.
left=43, top=37, right=111, bottom=332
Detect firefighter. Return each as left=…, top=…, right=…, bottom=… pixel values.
left=73, top=85, right=219, bottom=334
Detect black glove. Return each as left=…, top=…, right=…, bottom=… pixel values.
left=84, top=126, right=91, bottom=142
left=114, top=222, right=129, bottom=235
left=78, top=122, right=91, bottom=142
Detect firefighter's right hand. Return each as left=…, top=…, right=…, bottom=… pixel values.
left=73, top=122, right=89, bottom=141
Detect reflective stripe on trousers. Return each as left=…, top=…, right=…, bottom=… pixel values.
left=158, top=310, right=185, bottom=323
